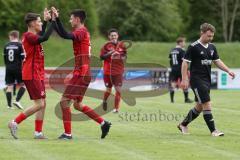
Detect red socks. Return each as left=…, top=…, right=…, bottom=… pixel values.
left=104, top=90, right=121, bottom=110
left=103, top=91, right=111, bottom=102
left=35, top=120, right=43, bottom=132
left=115, top=91, right=121, bottom=110
left=82, top=105, right=104, bottom=124
left=14, top=112, right=27, bottom=124
left=62, top=106, right=103, bottom=134
left=14, top=113, right=44, bottom=133
left=62, top=107, right=72, bottom=134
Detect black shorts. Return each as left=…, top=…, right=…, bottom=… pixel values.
left=191, top=80, right=210, bottom=104
left=169, top=70, right=181, bottom=82
left=5, top=69, right=23, bottom=85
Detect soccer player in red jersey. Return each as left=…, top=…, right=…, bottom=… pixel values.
left=51, top=7, right=111, bottom=140
left=100, top=29, right=127, bottom=113
left=8, top=9, right=53, bottom=139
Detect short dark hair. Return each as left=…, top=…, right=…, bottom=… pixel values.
left=9, top=30, right=19, bottom=39
left=200, top=23, right=216, bottom=33
left=108, top=28, right=118, bottom=36
left=176, top=36, right=185, bottom=44
left=24, top=13, right=40, bottom=26
left=70, top=9, right=86, bottom=23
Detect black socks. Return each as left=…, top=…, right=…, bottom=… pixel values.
left=181, top=107, right=200, bottom=126
left=203, top=110, right=216, bottom=133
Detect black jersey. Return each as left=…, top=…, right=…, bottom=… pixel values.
left=3, top=42, right=24, bottom=70
left=184, top=40, right=220, bottom=83
left=169, top=47, right=185, bottom=71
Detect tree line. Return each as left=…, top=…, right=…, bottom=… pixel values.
left=0, top=0, right=239, bottom=42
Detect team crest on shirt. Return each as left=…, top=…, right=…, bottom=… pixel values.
left=118, top=47, right=123, bottom=52
left=40, top=46, right=44, bottom=56
left=200, top=51, right=204, bottom=55
left=41, top=91, right=45, bottom=96
left=210, top=50, right=214, bottom=56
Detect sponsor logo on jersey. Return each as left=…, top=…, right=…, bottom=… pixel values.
left=6, top=45, right=19, bottom=50
left=210, top=50, right=214, bottom=56
left=201, top=59, right=212, bottom=65
left=41, top=91, right=45, bottom=96
left=171, top=50, right=179, bottom=54
left=40, top=45, right=44, bottom=56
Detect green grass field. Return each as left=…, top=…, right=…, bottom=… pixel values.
left=1, top=36, right=240, bottom=67
left=0, top=89, right=239, bottom=160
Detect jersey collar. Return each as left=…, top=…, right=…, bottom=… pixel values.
left=198, top=40, right=208, bottom=49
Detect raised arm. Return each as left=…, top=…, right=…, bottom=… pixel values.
left=51, top=7, right=74, bottom=40
left=39, top=8, right=51, bottom=36
left=3, top=46, right=7, bottom=65
left=39, top=21, right=47, bottom=36
left=37, top=22, right=54, bottom=43
left=214, top=60, right=235, bottom=79
left=54, top=18, right=74, bottom=40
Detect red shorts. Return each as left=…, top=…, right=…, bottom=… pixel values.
left=63, top=75, right=91, bottom=102
left=24, top=80, right=46, bottom=100
left=103, top=74, right=123, bottom=88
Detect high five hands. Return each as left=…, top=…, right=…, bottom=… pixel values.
left=51, top=7, right=59, bottom=20
left=43, top=7, right=59, bottom=21
left=43, top=8, right=51, bottom=21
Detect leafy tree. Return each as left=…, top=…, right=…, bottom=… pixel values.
left=96, top=0, right=184, bottom=41
left=47, top=0, right=99, bottom=35
left=0, top=0, right=46, bottom=35
left=0, top=0, right=99, bottom=36
left=187, top=0, right=240, bottom=42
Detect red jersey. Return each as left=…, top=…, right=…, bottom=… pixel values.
left=22, top=32, right=45, bottom=80
left=71, top=26, right=91, bottom=76
left=100, top=41, right=126, bottom=75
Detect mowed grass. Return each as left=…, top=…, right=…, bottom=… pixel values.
left=0, top=89, right=239, bottom=160
left=0, top=35, right=240, bottom=67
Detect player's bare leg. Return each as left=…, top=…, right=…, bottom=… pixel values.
left=202, top=101, right=224, bottom=136
left=178, top=103, right=202, bottom=134
left=113, top=86, right=121, bottom=113
left=34, top=99, right=47, bottom=139
left=73, top=101, right=111, bottom=139
left=102, top=87, right=112, bottom=111
left=8, top=99, right=45, bottom=139
left=58, top=96, right=72, bottom=140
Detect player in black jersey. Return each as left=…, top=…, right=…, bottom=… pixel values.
left=3, top=30, right=26, bottom=109
left=178, top=23, right=235, bottom=136
left=169, top=36, right=193, bottom=103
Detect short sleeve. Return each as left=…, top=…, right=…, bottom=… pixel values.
left=180, top=49, right=185, bottom=59
left=19, top=44, right=25, bottom=60
left=212, top=45, right=220, bottom=61
left=3, top=46, right=7, bottom=64
left=184, top=45, right=193, bottom=62
left=3, top=45, right=6, bottom=56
